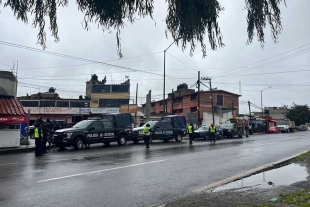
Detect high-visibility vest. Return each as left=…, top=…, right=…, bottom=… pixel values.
left=210, top=126, right=216, bottom=133
left=187, top=125, right=193, bottom=134
left=34, top=128, right=40, bottom=138
left=143, top=127, right=151, bottom=136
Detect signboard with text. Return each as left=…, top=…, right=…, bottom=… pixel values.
left=23, top=107, right=80, bottom=114
left=90, top=108, right=119, bottom=114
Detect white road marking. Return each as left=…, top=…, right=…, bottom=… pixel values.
left=0, top=163, right=17, bottom=166
left=38, top=159, right=167, bottom=183
left=251, top=142, right=277, bottom=147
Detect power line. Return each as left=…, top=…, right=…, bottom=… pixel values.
left=213, top=42, right=310, bottom=77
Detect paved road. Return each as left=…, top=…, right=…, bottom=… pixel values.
left=0, top=132, right=309, bottom=207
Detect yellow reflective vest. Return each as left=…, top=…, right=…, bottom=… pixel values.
left=210, top=126, right=216, bottom=133
left=187, top=125, right=193, bottom=134
left=143, top=127, right=151, bottom=136
left=34, top=128, right=40, bottom=138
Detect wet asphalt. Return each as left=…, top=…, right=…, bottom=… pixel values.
left=0, top=132, right=310, bottom=207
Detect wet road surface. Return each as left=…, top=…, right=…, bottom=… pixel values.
left=0, top=132, right=309, bottom=207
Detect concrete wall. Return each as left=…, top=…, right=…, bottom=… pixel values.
left=0, top=130, right=20, bottom=148
left=0, top=72, right=17, bottom=97
left=202, top=112, right=232, bottom=126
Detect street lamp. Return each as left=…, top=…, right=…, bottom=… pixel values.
left=163, top=39, right=179, bottom=116
left=261, top=86, right=272, bottom=117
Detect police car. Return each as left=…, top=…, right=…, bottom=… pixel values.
left=54, top=113, right=133, bottom=150
left=132, top=115, right=187, bottom=143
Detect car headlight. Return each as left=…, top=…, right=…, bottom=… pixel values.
left=64, top=133, right=72, bottom=138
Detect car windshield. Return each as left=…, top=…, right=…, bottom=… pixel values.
left=142, top=121, right=157, bottom=128
left=278, top=121, right=288, bottom=125
left=73, top=120, right=92, bottom=128
left=270, top=127, right=276, bottom=129
left=197, top=126, right=208, bottom=131
left=221, top=123, right=234, bottom=128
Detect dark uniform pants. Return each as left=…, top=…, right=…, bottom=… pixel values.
left=144, top=135, right=150, bottom=148
left=210, top=133, right=216, bottom=142
left=35, top=138, right=43, bottom=156
left=189, top=133, right=193, bottom=144
left=42, top=136, right=47, bottom=153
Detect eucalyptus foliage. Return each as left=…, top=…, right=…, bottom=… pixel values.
left=0, top=0, right=285, bottom=57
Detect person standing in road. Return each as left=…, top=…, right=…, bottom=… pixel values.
left=209, top=124, right=216, bottom=143
left=42, top=122, right=49, bottom=154
left=143, top=124, right=152, bottom=149
left=34, top=124, right=43, bottom=157
left=187, top=123, right=194, bottom=145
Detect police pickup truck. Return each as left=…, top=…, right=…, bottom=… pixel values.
left=132, top=115, right=187, bottom=143
left=54, top=113, right=133, bottom=150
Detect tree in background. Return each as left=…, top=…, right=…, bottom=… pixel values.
left=1, top=0, right=286, bottom=57
left=287, top=104, right=310, bottom=126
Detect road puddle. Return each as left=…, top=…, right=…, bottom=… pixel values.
left=214, top=163, right=308, bottom=192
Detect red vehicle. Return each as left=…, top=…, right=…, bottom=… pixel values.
left=268, top=126, right=280, bottom=133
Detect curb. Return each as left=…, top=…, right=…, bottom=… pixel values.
left=150, top=149, right=310, bottom=207
left=194, top=149, right=310, bottom=192
left=0, top=145, right=55, bottom=156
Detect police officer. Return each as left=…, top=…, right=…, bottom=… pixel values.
left=143, top=124, right=152, bottom=149
left=42, top=122, right=49, bottom=154
left=209, top=123, right=216, bottom=143
left=187, top=123, right=194, bottom=145
left=34, top=123, right=43, bottom=157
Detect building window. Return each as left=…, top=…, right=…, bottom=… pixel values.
left=99, top=99, right=129, bottom=107
left=56, top=101, right=70, bottom=107
left=70, top=101, right=90, bottom=107
left=178, top=109, right=183, bottom=113
left=151, top=102, right=155, bottom=107
left=40, top=101, right=55, bottom=107
left=111, top=85, right=130, bottom=93
left=190, top=94, right=198, bottom=100
left=190, top=107, right=197, bottom=112
left=175, top=97, right=183, bottom=102
left=217, top=95, right=223, bottom=106
left=20, top=101, right=39, bottom=107
left=92, top=85, right=110, bottom=93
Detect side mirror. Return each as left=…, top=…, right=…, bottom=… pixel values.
left=89, top=127, right=95, bottom=131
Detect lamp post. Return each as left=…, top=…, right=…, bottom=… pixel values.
left=261, top=86, right=272, bottom=117
left=163, top=40, right=177, bottom=116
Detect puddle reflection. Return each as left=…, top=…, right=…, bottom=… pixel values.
left=214, top=163, right=308, bottom=192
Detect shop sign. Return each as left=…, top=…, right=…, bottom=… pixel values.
left=80, top=108, right=91, bottom=114
left=23, top=107, right=80, bottom=114
left=0, top=116, right=27, bottom=123
left=90, top=108, right=119, bottom=114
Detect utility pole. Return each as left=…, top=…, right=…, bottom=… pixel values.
left=209, top=79, right=215, bottom=125
left=261, top=86, right=272, bottom=118
left=26, top=109, right=30, bottom=147
left=197, top=71, right=201, bottom=126
left=248, top=101, right=252, bottom=135
left=171, top=89, right=174, bottom=115
left=232, top=100, right=234, bottom=116
left=163, top=41, right=176, bottom=116
left=135, top=83, right=138, bottom=127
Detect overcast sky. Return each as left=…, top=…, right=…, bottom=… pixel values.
left=0, top=0, right=309, bottom=113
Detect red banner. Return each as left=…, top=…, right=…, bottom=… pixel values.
left=0, top=116, right=27, bottom=123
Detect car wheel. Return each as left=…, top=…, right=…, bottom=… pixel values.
left=103, top=141, right=111, bottom=146
left=74, top=138, right=84, bottom=150
left=117, top=135, right=127, bottom=146
left=175, top=133, right=183, bottom=142
left=132, top=138, right=139, bottom=144
left=203, top=134, right=207, bottom=140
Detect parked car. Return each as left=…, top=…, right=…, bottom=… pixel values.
left=54, top=113, right=133, bottom=150
left=299, top=125, right=308, bottom=131
left=133, top=115, right=187, bottom=143
left=268, top=126, right=280, bottom=133
left=221, top=123, right=243, bottom=138
left=193, top=126, right=223, bottom=140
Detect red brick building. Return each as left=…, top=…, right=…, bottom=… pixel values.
left=142, top=84, right=240, bottom=123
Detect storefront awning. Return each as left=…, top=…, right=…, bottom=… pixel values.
left=0, top=97, right=27, bottom=123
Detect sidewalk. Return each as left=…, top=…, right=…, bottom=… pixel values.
left=0, top=139, right=53, bottom=155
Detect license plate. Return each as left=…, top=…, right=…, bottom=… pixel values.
left=63, top=140, right=67, bottom=142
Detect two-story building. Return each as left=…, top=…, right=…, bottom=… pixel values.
left=142, top=83, right=240, bottom=124
left=86, top=74, right=130, bottom=112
